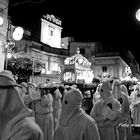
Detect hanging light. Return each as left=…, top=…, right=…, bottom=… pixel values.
left=136, top=8, right=140, bottom=22
left=12, top=26, right=24, bottom=41
left=7, top=53, right=12, bottom=59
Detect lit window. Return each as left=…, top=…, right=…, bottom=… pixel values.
left=50, top=62, right=59, bottom=71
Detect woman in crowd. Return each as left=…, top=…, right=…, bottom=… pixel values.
left=90, top=80, right=121, bottom=140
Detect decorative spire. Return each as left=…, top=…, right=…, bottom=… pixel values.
left=76, top=47, right=80, bottom=54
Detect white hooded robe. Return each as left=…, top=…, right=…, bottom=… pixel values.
left=90, top=80, right=121, bottom=140
left=54, top=88, right=100, bottom=140
left=0, top=70, right=43, bottom=140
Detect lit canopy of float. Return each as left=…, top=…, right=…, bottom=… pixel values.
left=61, top=48, right=94, bottom=84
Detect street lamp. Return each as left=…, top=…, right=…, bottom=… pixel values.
left=12, top=27, right=24, bottom=41
left=7, top=52, right=12, bottom=59
left=4, top=23, right=24, bottom=70
left=136, top=8, right=140, bottom=22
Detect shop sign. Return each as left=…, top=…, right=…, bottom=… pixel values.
left=43, top=14, right=62, bottom=26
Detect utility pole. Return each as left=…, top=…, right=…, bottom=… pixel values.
left=4, top=15, right=11, bottom=70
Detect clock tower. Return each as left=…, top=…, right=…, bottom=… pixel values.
left=40, top=14, right=62, bottom=48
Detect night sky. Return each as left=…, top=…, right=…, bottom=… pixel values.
left=9, top=0, right=140, bottom=63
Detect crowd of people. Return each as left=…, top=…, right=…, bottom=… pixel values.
left=1, top=70, right=140, bottom=140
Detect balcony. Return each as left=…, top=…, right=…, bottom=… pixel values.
left=96, top=52, right=119, bottom=57
left=32, top=41, right=69, bottom=56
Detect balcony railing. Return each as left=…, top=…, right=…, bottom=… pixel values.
left=96, top=52, right=120, bottom=57
left=32, top=41, right=69, bottom=56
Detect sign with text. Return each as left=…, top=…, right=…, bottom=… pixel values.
left=43, top=14, right=62, bottom=26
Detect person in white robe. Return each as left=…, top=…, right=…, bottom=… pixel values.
left=90, top=80, right=121, bottom=140
left=130, top=85, right=140, bottom=124
left=121, top=84, right=129, bottom=96
left=92, top=83, right=102, bottom=105
left=54, top=87, right=100, bottom=140
left=112, top=80, right=131, bottom=140
left=0, top=70, right=43, bottom=140
left=35, top=88, right=54, bottom=140
left=52, top=88, right=62, bottom=131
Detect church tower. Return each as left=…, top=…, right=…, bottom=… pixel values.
left=40, top=14, right=62, bottom=48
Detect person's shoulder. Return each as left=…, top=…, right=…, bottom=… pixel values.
left=82, top=111, right=97, bottom=124
left=82, top=113, right=99, bottom=131
left=93, top=99, right=102, bottom=106
left=121, top=91, right=128, bottom=98
left=112, top=98, right=121, bottom=108
left=22, top=117, right=44, bottom=139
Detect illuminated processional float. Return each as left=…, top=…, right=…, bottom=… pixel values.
left=61, top=48, right=94, bottom=85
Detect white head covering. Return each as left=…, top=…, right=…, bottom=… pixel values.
left=0, top=70, right=16, bottom=86
left=72, top=84, right=77, bottom=88
left=132, top=85, right=140, bottom=104
left=112, top=79, right=121, bottom=99
left=21, top=82, right=28, bottom=88
left=121, top=84, right=129, bottom=96
left=42, top=93, right=53, bottom=106
left=54, top=88, right=62, bottom=99
left=100, top=80, right=113, bottom=103
left=93, top=84, right=102, bottom=103
left=0, top=70, right=32, bottom=139
left=60, top=88, right=83, bottom=126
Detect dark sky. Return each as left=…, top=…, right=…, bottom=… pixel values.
left=9, top=0, right=140, bottom=63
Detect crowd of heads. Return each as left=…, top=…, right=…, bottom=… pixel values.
left=1, top=70, right=140, bottom=140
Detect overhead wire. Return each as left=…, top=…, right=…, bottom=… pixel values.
left=0, top=0, right=45, bottom=11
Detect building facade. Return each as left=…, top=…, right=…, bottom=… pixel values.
left=0, top=0, right=9, bottom=71
left=7, top=10, right=140, bottom=84
left=13, top=37, right=139, bottom=84
left=9, top=14, right=69, bottom=84
left=68, top=41, right=139, bottom=81
left=14, top=38, right=69, bottom=84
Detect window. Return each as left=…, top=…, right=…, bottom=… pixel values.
left=80, top=48, right=85, bottom=55
left=50, top=62, right=59, bottom=71
left=49, top=25, right=55, bottom=36
left=50, top=30, right=53, bottom=36
left=102, top=66, right=107, bottom=72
